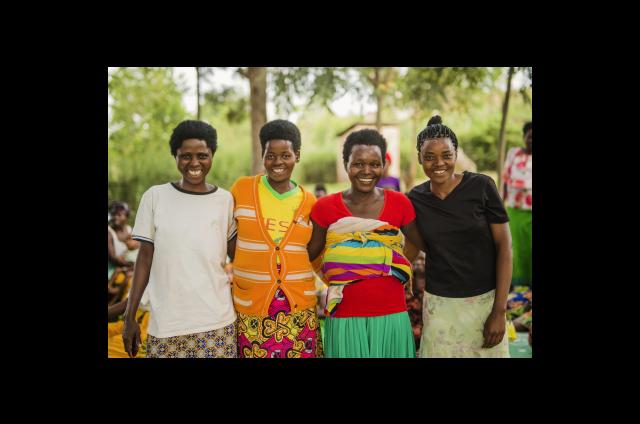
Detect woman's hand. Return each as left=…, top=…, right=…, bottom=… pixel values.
left=482, top=309, right=506, bottom=349
left=405, top=280, right=414, bottom=297
left=122, top=315, right=142, bottom=358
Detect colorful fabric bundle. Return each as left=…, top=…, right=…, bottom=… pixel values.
left=319, top=216, right=412, bottom=315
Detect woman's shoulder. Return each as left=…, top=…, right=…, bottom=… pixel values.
left=462, top=172, right=498, bottom=190
left=384, top=189, right=411, bottom=203
left=232, top=175, right=256, bottom=186
left=312, top=192, right=342, bottom=212
left=506, top=147, right=523, bottom=159
left=140, top=183, right=172, bottom=198
left=407, top=181, right=430, bottom=198
left=213, top=186, right=233, bottom=199
left=317, top=191, right=341, bottom=204
left=229, top=175, right=257, bottom=193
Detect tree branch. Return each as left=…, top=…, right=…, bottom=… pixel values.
left=237, top=68, right=249, bottom=79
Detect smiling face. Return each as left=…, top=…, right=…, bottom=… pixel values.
left=111, top=210, right=128, bottom=228
left=346, top=144, right=383, bottom=193
left=419, top=137, right=457, bottom=183
left=175, top=138, right=213, bottom=190
left=263, top=139, right=299, bottom=185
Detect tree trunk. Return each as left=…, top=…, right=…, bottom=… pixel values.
left=195, top=67, right=201, bottom=120
left=497, top=67, right=514, bottom=194
left=374, top=67, right=382, bottom=131
left=403, top=110, right=419, bottom=190
left=247, top=67, right=267, bottom=175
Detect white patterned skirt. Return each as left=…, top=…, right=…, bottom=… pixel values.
left=419, top=290, right=509, bottom=358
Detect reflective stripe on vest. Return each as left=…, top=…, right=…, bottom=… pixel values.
left=233, top=268, right=272, bottom=282
left=236, top=238, right=270, bottom=251
left=286, top=270, right=315, bottom=281
left=234, top=207, right=257, bottom=219
left=283, top=243, right=307, bottom=252
left=233, top=295, right=253, bottom=306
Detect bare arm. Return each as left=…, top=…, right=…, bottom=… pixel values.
left=122, top=240, right=154, bottom=357
left=307, top=218, right=327, bottom=262
left=108, top=299, right=128, bottom=321
left=401, top=220, right=425, bottom=258
left=490, top=222, right=512, bottom=313
left=227, top=234, right=237, bottom=262
left=482, top=222, right=513, bottom=348
left=125, top=237, right=140, bottom=250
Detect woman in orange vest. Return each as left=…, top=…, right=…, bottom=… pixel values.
left=230, top=120, right=322, bottom=358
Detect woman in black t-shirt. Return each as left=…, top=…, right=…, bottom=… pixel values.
left=407, top=115, right=513, bottom=358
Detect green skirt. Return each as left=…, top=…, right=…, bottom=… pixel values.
left=324, top=311, right=416, bottom=358
left=507, top=207, right=532, bottom=286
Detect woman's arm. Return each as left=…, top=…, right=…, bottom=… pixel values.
left=483, top=222, right=513, bottom=348
left=122, top=240, right=154, bottom=357
left=125, top=236, right=140, bottom=250
left=307, top=218, right=327, bottom=262
left=227, top=234, right=237, bottom=262
left=108, top=299, right=128, bottom=321
left=401, top=220, right=425, bottom=259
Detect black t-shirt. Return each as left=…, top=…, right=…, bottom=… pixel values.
left=407, top=172, right=509, bottom=298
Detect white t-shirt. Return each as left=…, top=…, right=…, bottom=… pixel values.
left=132, top=183, right=237, bottom=338
left=108, top=225, right=131, bottom=258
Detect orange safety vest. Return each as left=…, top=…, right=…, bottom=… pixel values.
left=230, top=175, right=317, bottom=316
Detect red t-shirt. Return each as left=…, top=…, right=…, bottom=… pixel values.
left=311, top=190, right=416, bottom=317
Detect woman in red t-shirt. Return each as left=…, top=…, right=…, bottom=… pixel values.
left=308, top=129, right=424, bottom=358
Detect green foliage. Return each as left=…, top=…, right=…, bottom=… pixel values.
left=270, top=67, right=355, bottom=116
left=297, top=149, right=338, bottom=185
left=453, top=86, right=532, bottom=172
left=294, top=105, right=356, bottom=185
left=108, top=67, right=189, bottom=220
left=203, top=86, right=249, bottom=124
left=398, top=67, right=500, bottom=118
left=108, top=67, right=532, bottom=221
left=198, top=97, right=253, bottom=189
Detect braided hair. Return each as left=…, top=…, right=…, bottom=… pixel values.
left=416, top=115, right=459, bottom=153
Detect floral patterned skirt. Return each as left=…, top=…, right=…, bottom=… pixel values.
left=146, top=323, right=237, bottom=358
left=419, top=289, right=509, bottom=358
left=237, top=288, right=323, bottom=358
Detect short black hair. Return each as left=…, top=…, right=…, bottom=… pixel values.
left=259, top=119, right=301, bottom=156
left=342, top=128, right=387, bottom=165
left=169, top=120, right=218, bottom=157
left=314, top=183, right=326, bottom=192
left=109, top=201, right=130, bottom=217
left=523, top=121, right=532, bottom=135
left=416, top=115, right=459, bottom=153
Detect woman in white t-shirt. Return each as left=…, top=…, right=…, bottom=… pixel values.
left=122, top=120, right=238, bottom=358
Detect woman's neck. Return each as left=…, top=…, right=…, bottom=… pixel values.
left=178, top=179, right=211, bottom=193
left=110, top=222, right=124, bottom=231
left=267, top=177, right=293, bottom=194
left=431, top=174, right=460, bottom=196
left=345, top=187, right=380, bottom=203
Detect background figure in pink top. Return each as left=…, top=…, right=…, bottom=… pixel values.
left=502, top=121, right=532, bottom=287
